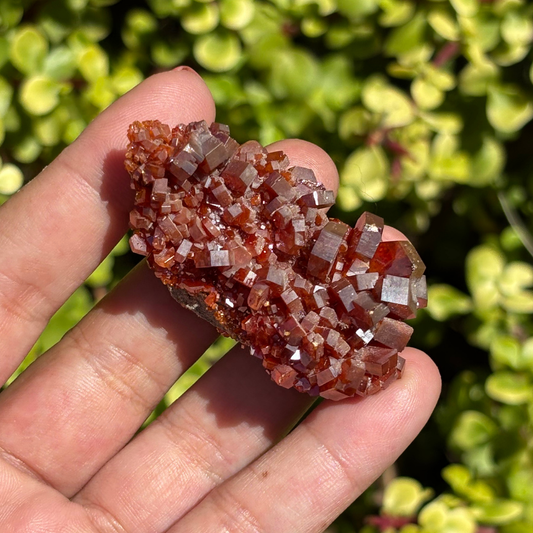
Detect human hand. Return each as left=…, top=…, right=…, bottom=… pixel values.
left=0, top=67, right=441, bottom=532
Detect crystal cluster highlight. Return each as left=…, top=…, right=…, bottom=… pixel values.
left=126, top=120, right=427, bottom=400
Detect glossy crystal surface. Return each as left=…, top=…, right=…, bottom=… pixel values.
left=126, top=120, right=427, bottom=400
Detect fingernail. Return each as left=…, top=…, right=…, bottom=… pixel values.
left=173, top=65, right=200, bottom=77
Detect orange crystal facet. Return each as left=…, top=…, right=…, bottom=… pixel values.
left=125, top=120, right=427, bottom=400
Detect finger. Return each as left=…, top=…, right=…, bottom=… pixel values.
left=75, top=345, right=312, bottom=533
left=0, top=138, right=339, bottom=500
left=0, top=262, right=218, bottom=496
left=267, top=139, right=339, bottom=195
left=0, top=67, right=216, bottom=383
left=168, top=349, right=441, bottom=533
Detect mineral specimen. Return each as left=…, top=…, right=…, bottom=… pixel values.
left=126, top=120, right=427, bottom=400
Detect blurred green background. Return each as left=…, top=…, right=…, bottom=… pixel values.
left=2, top=0, right=533, bottom=531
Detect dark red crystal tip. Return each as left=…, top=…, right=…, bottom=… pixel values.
left=125, top=120, right=427, bottom=400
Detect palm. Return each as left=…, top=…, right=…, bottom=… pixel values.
left=0, top=68, right=440, bottom=532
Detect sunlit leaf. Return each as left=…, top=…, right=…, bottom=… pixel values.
left=362, top=75, right=415, bottom=127
left=412, top=77, right=444, bottom=110
left=382, top=477, right=433, bottom=517
left=384, top=12, right=426, bottom=56
left=487, top=84, right=533, bottom=133
left=428, top=9, right=460, bottom=41
left=342, top=145, right=389, bottom=202
left=10, top=26, right=48, bottom=75
left=450, top=0, right=478, bottom=17
left=194, top=32, right=242, bottom=72
left=490, top=335, right=521, bottom=368
left=501, top=11, right=532, bottom=47
left=19, top=75, right=62, bottom=116
left=181, top=2, right=219, bottom=34
left=0, top=163, right=23, bottom=195
left=427, top=284, right=473, bottom=321
left=220, top=0, right=254, bottom=30
left=486, top=371, right=531, bottom=405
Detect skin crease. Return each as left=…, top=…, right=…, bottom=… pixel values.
left=0, top=67, right=441, bottom=533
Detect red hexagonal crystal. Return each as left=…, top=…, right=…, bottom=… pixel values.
left=125, top=120, right=427, bottom=400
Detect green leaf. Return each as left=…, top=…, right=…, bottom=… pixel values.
left=490, top=335, right=521, bottom=368
left=0, top=76, right=13, bottom=117
left=362, top=75, right=415, bottom=127
left=12, top=135, right=42, bottom=164
left=181, top=2, right=219, bottom=34
left=34, top=109, right=67, bottom=147
left=86, top=254, right=114, bottom=287
left=427, top=284, right=473, bottom=321
left=507, top=465, right=533, bottom=503
left=499, top=262, right=533, bottom=296
left=220, top=0, right=255, bottom=30
left=194, top=32, right=242, bottom=72
left=43, top=46, right=77, bottom=80
left=122, top=9, right=157, bottom=49
left=342, top=145, right=389, bottom=202
left=301, top=17, right=328, bottom=38
left=450, top=410, right=498, bottom=450
left=428, top=9, right=460, bottom=41
left=501, top=290, right=533, bottom=314
left=111, top=235, right=130, bottom=256
left=0, top=2, right=23, bottom=30
left=111, top=66, right=143, bottom=95
left=486, top=371, right=531, bottom=405
left=466, top=245, right=505, bottom=309
left=19, top=75, right=62, bottom=116
left=493, top=42, right=529, bottom=67
left=459, top=61, right=499, bottom=97
left=412, top=77, right=444, bottom=110
left=501, top=11, right=533, bottom=47
left=339, top=107, right=373, bottom=139
left=429, top=134, right=471, bottom=184
left=78, top=44, right=109, bottom=83
left=385, top=12, right=426, bottom=56
left=0, top=163, right=23, bottom=195
left=269, top=48, right=319, bottom=100
left=421, top=112, right=463, bottom=134
left=470, top=136, right=505, bottom=186
left=426, top=67, right=456, bottom=92
left=382, top=477, right=433, bottom=517
left=442, top=464, right=495, bottom=503
left=337, top=185, right=362, bottom=212
left=319, top=55, right=361, bottom=111
left=419, top=501, right=477, bottom=533
left=78, top=5, right=112, bottom=42
left=337, top=0, right=378, bottom=18
left=472, top=500, right=524, bottom=525
left=400, top=139, right=429, bottom=181
left=10, top=26, right=48, bottom=75
left=151, top=40, right=188, bottom=69
left=487, top=85, right=533, bottom=134
left=85, top=76, right=116, bottom=110
left=500, top=226, right=523, bottom=252
left=378, top=0, right=415, bottom=28
left=450, top=0, right=479, bottom=17
left=520, top=338, right=533, bottom=371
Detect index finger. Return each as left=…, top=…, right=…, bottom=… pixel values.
left=0, top=67, right=216, bottom=383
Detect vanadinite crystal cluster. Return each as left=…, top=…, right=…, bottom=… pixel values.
left=126, top=120, right=427, bottom=400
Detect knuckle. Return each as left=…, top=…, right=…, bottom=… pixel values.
left=209, top=486, right=264, bottom=533
left=66, top=326, right=166, bottom=415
